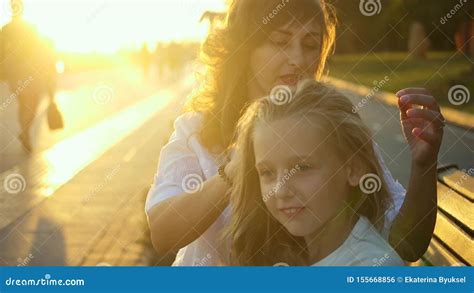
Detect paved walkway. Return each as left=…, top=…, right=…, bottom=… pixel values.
left=0, top=74, right=191, bottom=266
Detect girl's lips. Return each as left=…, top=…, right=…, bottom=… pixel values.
left=279, top=207, right=305, bottom=218
left=279, top=74, right=298, bottom=85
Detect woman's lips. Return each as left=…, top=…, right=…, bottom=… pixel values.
left=279, top=207, right=305, bottom=218
left=279, top=74, right=298, bottom=86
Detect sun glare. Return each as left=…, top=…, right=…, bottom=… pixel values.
left=0, top=0, right=226, bottom=53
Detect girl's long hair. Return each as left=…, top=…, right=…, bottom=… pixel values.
left=220, top=80, right=393, bottom=266
left=185, top=0, right=337, bottom=154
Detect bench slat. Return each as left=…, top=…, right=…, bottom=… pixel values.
left=433, top=211, right=473, bottom=265
left=438, top=168, right=474, bottom=202
left=437, top=182, right=474, bottom=234
left=421, top=237, right=466, bottom=266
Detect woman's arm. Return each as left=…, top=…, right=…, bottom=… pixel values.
left=388, top=88, right=445, bottom=262
left=146, top=111, right=238, bottom=256
left=389, top=162, right=437, bottom=262
left=148, top=174, right=229, bottom=255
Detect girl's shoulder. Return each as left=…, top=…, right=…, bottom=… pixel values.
left=312, top=217, right=404, bottom=266
left=348, top=217, right=404, bottom=266
left=173, top=111, right=204, bottom=139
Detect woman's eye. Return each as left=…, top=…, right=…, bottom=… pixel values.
left=304, top=43, right=319, bottom=50
left=270, top=38, right=289, bottom=47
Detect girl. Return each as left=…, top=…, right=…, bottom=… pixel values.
left=221, top=79, right=404, bottom=266
left=145, top=0, right=444, bottom=265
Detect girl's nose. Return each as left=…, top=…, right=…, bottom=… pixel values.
left=274, top=170, right=293, bottom=199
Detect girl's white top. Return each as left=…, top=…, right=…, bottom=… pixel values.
left=311, top=216, right=404, bottom=266
left=145, top=112, right=406, bottom=266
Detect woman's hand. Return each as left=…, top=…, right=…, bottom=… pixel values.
left=224, top=145, right=239, bottom=182
left=396, top=88, right=445, bottom=168
left=390, top=88, right=443, bottom=261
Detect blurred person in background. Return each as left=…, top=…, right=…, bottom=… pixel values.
left=0, top=0, right=58, bottom=152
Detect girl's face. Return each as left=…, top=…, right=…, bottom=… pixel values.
left=253, top=117, right=358, bottom=237
left=247, top=19, right=322, bottom=99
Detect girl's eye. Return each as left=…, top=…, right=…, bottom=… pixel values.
left=298, top=164, right=312, bottom=171
left=258, top=169, right=273, bottom=177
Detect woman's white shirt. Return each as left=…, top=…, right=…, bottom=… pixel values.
left=145, top=112, right=407, bottom=266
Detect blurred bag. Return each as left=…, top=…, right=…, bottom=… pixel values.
left=47, top=101, right=64, bottom=130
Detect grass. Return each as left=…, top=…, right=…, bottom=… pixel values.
left=328, top=51, right=474, bottom=114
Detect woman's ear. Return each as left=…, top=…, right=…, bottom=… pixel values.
left=346, top=158, right=365, bottom=187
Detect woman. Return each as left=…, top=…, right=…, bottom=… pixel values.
left=145, top=0, right=444, bottom=265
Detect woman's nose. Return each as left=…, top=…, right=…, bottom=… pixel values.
left=286, top=44, right=305, bottom=69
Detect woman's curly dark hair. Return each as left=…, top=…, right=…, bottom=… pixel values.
left=185, top=0, right=337, bottom=154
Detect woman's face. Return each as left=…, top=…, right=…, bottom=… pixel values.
left=253, top=117, right=356, bottom=237
left=247, top=19, right=322, bottom=99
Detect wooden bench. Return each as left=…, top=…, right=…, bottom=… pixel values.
left=411, top=164, right=473, bottom=266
